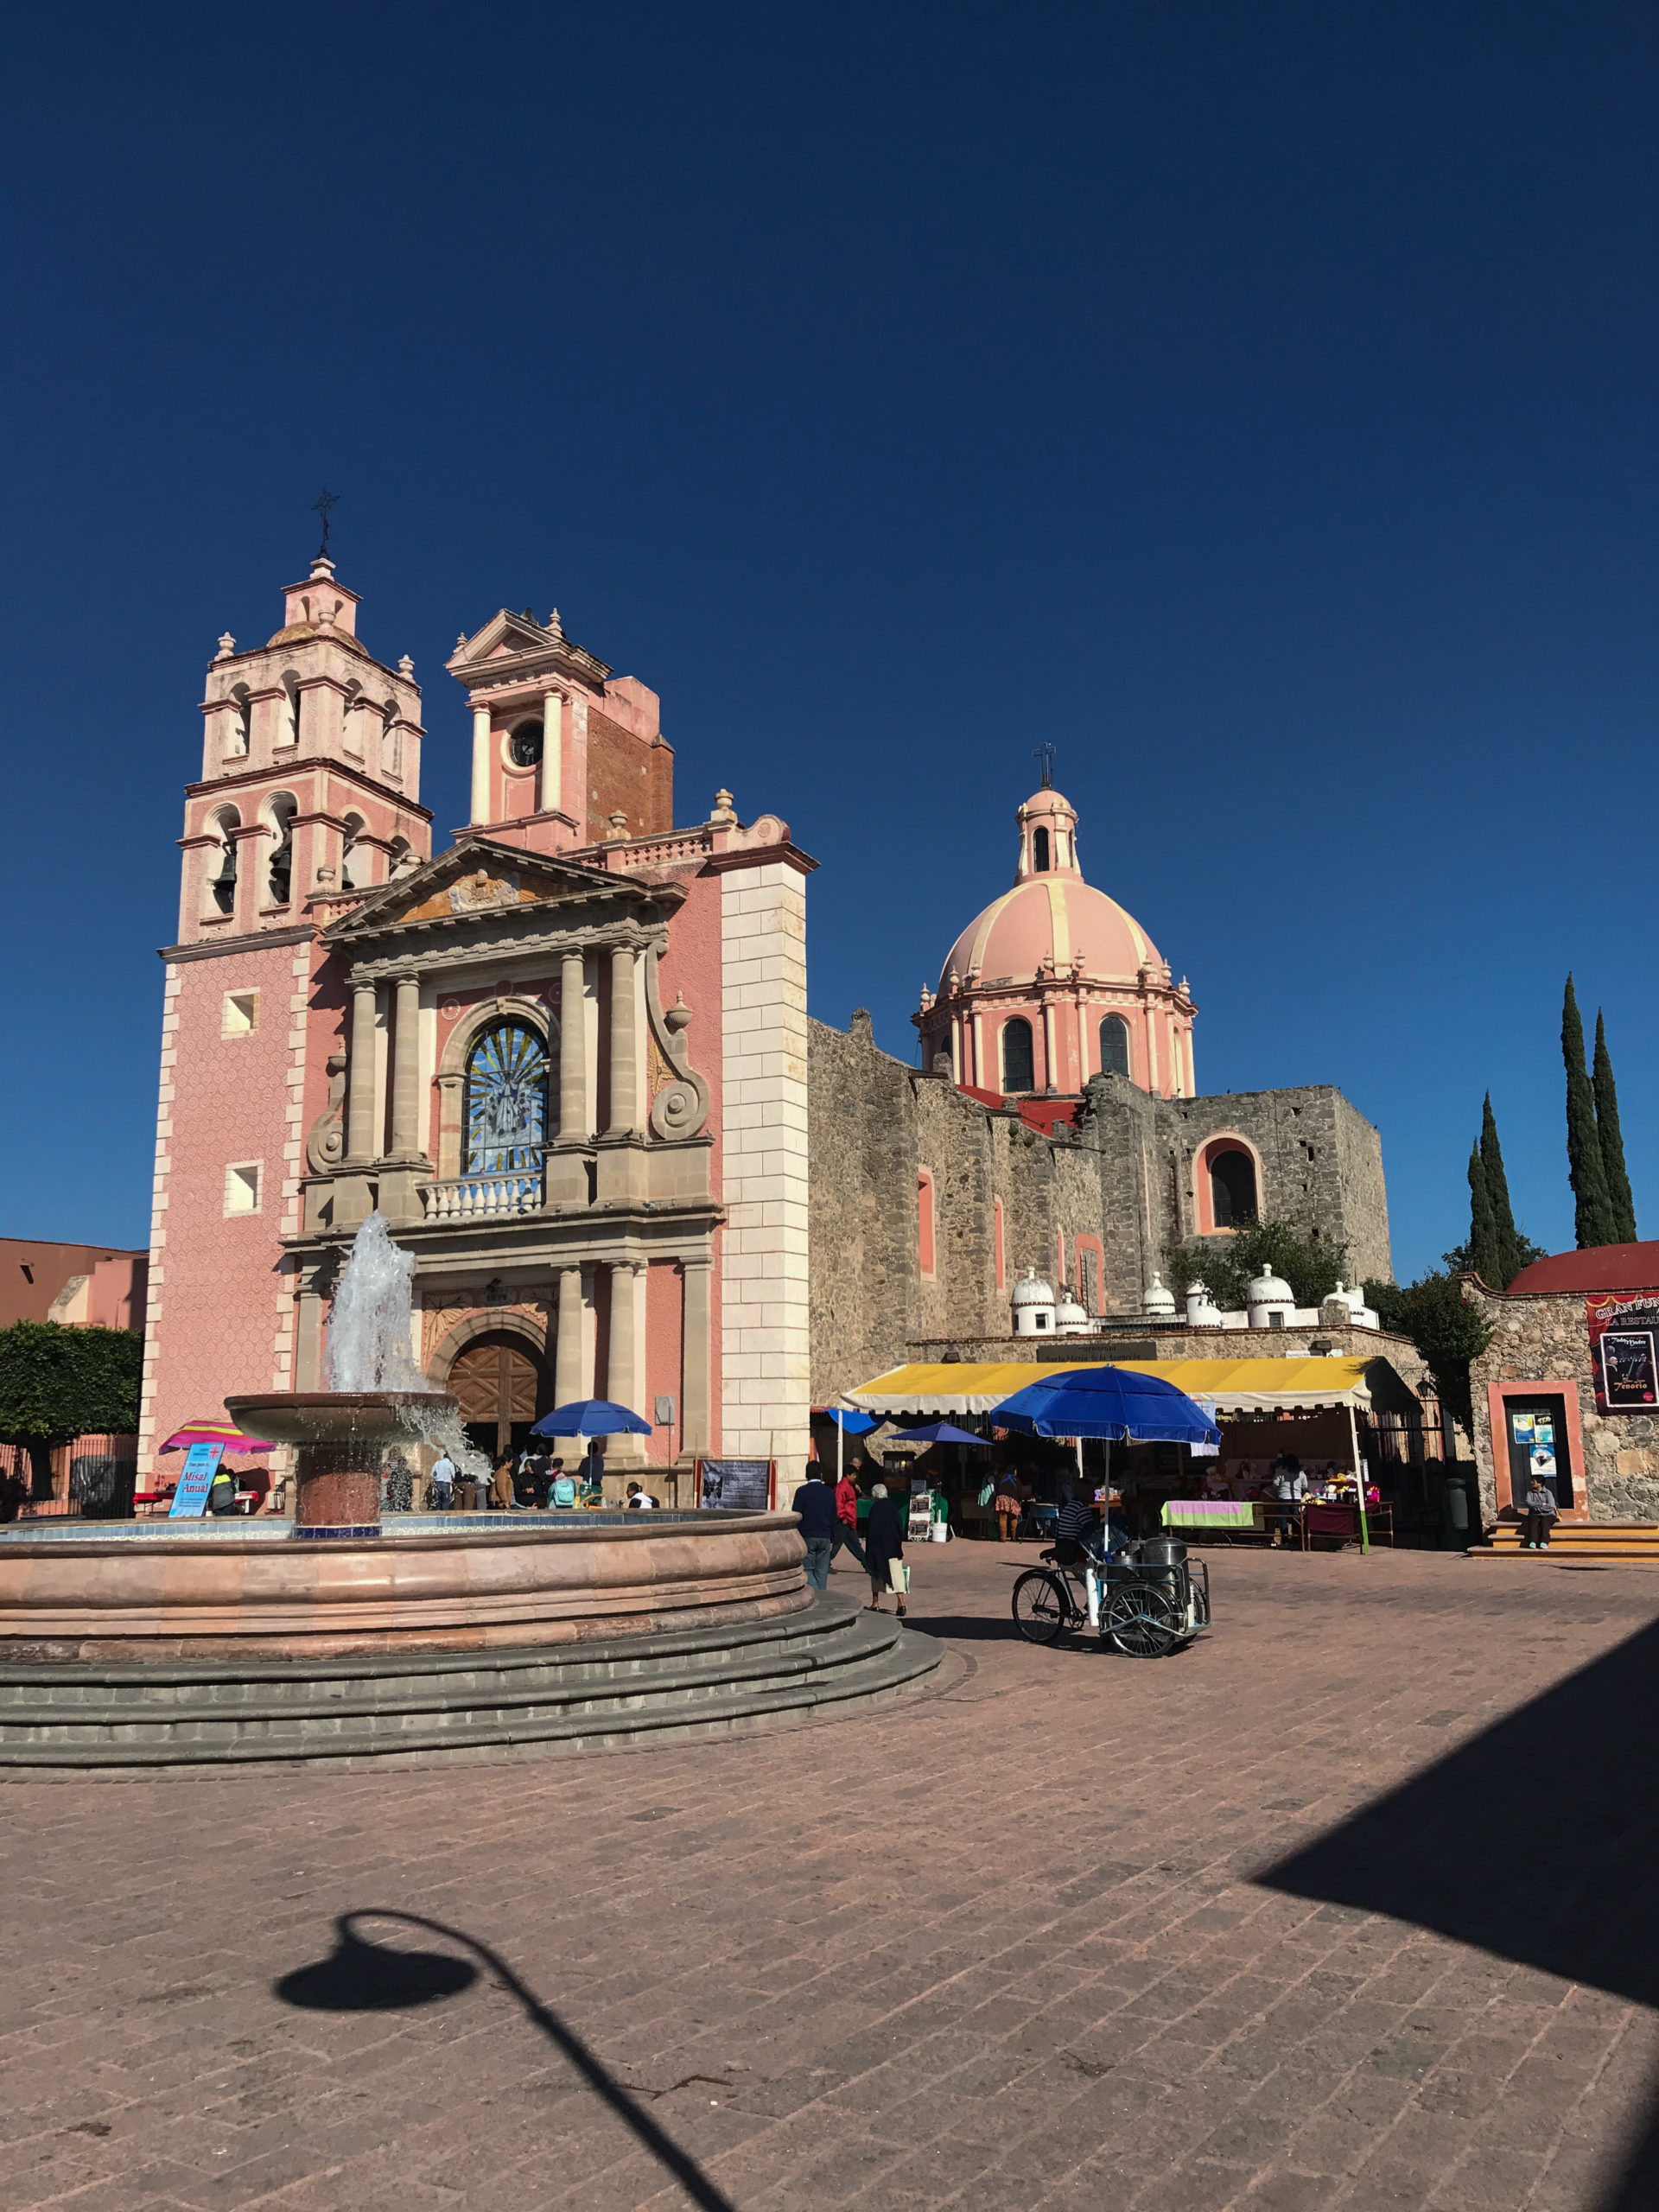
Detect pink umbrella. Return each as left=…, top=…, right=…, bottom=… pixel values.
left=159, top=1420, right=276, bottom=1453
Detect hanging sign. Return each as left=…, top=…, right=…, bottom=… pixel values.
left=168, top=1440, right=224, bottom=1517
left=1587, top=1293, right=1659, bottom=1413
left=697, top=1459, right=772, bottom=1512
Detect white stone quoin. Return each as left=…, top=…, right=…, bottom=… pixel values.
left=720, top=857, right=810, bottom=1466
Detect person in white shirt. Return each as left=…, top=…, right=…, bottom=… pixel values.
left=626, top=1482, right=656, bottom=1510
left=429, top=1452, right=455, bottom=1511
left=1269, top=1453, right=1308, bottom=1547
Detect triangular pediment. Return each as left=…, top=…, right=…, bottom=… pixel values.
left=321, top=836, right=665, bottom=945
left=445, top=608, right=612, bottom=684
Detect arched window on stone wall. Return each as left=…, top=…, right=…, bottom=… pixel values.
left=1001, top=1017, right=1034, bottom=1095
left=264, top=792, right=298, bottom=907
left=204, top=806, right=239, bottom=918
left=1033, top=826, right=1051, bottom=873
left=279, top=671, right=302, bottom=747
left=227, top=683, right=251, bottom=759
left=1210, top=1147, right=1258, bottom=1229
left=464, top=1020, right=553, bottom=1174
left=382, top=702, right=401, bottom=775
left=1099, top=1014, right=1130, bottom=1078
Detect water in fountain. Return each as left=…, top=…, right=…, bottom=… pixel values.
left=326, top=1212, right=490, bottom=1486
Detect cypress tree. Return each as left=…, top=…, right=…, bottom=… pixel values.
left=1466, top=1141, right=1502, bottom=1286
left=1564, top=975, right=1619, bottom=1249
left=1592, top=1010, right=1638, bottom=1244
left=1478, top=1095, right=1519, bottom=1285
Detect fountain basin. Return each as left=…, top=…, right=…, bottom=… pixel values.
left=0, top=1510, right=809, bottom=1662
left=226, top=1390, right=454, bottom=1534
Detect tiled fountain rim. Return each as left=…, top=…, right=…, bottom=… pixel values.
left=0, top=1508, right=797, bottom=1548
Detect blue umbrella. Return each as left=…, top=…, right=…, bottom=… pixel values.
left=819, top=1408, right=876, bottom=1434
left=895, top=1421, right=990, bottom=1446
left=994, top=1366, right=1220, bottom=1446
left=531, top=1398, right=652, bottom=1438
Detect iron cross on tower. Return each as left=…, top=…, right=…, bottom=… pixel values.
left=1033, top=741, right=1055, bottom=789
left=312, top=487, right=339, bottom=558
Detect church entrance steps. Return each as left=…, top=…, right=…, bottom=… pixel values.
left=1478, top=1522, right=1659, bottom=1565
left=0, top=1594, right=941, bottom=1770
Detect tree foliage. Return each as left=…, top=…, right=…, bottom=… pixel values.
left=1465, top=1142, right=1501, bottom=1287
left=1163, top=1219, right=1346, bottom=1316
left=1446, top=1096, right=1544, bottom=1287
left=1564, top=975, right=1619, bottom=1249
left=1592, top=1010, right=1638, bottom=1245
left=0, top=1323, right=143, bottom=1491
left=1362, top=1271, right=1493, bottom=1432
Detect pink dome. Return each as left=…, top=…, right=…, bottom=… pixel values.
left=938, top=785, right=1164, bottom=991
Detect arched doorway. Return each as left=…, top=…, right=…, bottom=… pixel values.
left=446, top=1332, right=550, bottom=1460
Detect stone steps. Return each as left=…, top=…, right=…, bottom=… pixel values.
left=0, top=1596, right=941, bottom=1769
left=1479, top=1522, right=1659, bottom=1564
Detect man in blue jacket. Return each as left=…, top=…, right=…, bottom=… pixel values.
left=791, top=1465, right=839, bottom=1591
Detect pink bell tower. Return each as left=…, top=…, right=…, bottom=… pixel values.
left=138, top=550, right=431, bottom=1477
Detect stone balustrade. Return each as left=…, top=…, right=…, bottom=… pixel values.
left=420, top=1170, right=543, bottom=1222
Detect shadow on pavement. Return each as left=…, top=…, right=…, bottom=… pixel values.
left=275, top=1909, right=736, bottom=2212
left=1260, top=1618, right=1659, bottom=2209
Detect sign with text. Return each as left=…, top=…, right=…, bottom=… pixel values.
left=1587, top=1292, right=1659, bottom=1413
left=168, top=1440, right=224, bottom=1517
left=697, top=1459, right=773, bottom=1513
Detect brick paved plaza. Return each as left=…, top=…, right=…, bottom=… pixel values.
left=5, top=1540, right=1659, bottom=2212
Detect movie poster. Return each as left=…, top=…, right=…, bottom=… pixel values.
left=1586, top=1292, right=1659, bottom=1413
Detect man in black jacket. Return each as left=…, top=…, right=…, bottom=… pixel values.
left=792, top=1466, right=839, bottom=1591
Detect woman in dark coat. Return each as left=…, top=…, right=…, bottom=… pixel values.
left=862, top=1482, right=906, bottom=1618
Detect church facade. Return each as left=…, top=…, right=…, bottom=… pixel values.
left=808, top=780, right=1392, bottom=1398
left=139, top=556, right=812, bottom=1491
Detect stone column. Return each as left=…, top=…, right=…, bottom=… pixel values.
left=560, top=949, right=587, bottom=1139
left=470, top=704, right=492, bottom=824
left=607, top=944, right=638, bottom=1135
left=1075, top=994, right=1090, bottom=1085
left=345, top=978, right=378, bottom=1164
left=555, top=1265, right=584, bottom=1414
left=389, top=971, right=423, bottom=1156
left=680, top=1255, right=713, bottom=1462
left=1042, top=1000, right=1058, bottom=1094
left=606, top=1260, right=645, bottom=1471
left=539, top=690, right=563, bottom=816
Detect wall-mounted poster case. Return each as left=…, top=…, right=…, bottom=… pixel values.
left=1586, top=1292, right=1659, bottom=1412
left=696, top=1459, right=775, bottom=1512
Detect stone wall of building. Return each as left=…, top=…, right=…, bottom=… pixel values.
left=1465, top=1280, right=1659, bottom=1525
left=809, top=1013, right=1395, bottom=1403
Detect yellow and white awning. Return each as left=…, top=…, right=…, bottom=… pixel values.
left=846, top=1356, right=1374, bottom=1419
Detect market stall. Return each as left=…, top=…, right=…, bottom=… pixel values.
left=849, top=1357, right=1383, bottom=1549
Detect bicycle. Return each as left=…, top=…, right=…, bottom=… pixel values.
left=1011, top=1542, right=1210, bottom=1658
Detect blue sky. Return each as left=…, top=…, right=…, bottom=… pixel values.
left=1, top=2, right=1653, bottom=1281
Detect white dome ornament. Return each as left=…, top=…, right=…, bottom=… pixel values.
left=1054, top=1292, right=1093, bottom=1336
left=1246, top=1264, right=1297, bottom=1331
left=1185, top=1279, right=1223, bottom=1328
left=1011, top=1267, right=1057, bottom=1337
left=1144, top=1272, right=1177, bottom=1319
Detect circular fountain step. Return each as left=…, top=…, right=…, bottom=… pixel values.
left=0, top=1594, right=943, bottom=1770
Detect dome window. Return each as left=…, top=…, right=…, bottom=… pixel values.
left=1099, top=1014, right=1130, bottom=1078
left=1001, top=1017, right=1034, bottom=1094
left=1033, top=826, right=1051, bottom=873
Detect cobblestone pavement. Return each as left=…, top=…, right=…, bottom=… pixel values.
left=5, top=1540, right=1659, bottom=2212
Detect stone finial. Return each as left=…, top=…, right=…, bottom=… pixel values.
left=665, top=994, right=693, bottom=1034
left=456, top=632, right=468, bottom=649
left=850, top=1008, right=874, bottom=1042
left=548, top=607, right=563, bottom=637
left=606, top=809, right=630, bottom=841
left=214, top=632, right=236, bottom=660
left=397, top=654, right=415, bottom=677
left=314, top=863, right=337, bottom=890
left=309, top=556, right=336, bottom=581
left=710, top=788, right=738, bottom=825
left=318, top=600, right=336, bottom=629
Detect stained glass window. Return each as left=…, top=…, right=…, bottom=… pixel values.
left=464, top=1021, right=552, bottom=1173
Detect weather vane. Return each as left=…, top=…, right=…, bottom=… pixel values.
left=312, top=487, right=339, bottom=558
left=1033, top=741, right=1055, bottom=789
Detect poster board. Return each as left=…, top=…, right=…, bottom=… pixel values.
left=168, top=1440, right=224, bottom=1518
left=696, top=1458, right=774, bottom=1513
left=1587, top=1293, right=1659, bottom=1413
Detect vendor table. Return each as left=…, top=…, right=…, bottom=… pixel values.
left=1162, top=1499, right=1263, bottom=1533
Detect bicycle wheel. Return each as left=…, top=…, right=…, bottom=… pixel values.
left=1103, top=1582, right=1183, bottom=1657
left=1011, top=1569, right=1071, bottom=1644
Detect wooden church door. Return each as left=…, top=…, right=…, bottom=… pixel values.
left=447, top=1334, right=544, bottom=1459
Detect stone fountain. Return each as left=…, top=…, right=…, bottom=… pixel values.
left=0, top=1215, right=942, bottom=1766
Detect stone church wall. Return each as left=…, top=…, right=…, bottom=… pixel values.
left=810, top=1014, right=1395, bottom=1403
